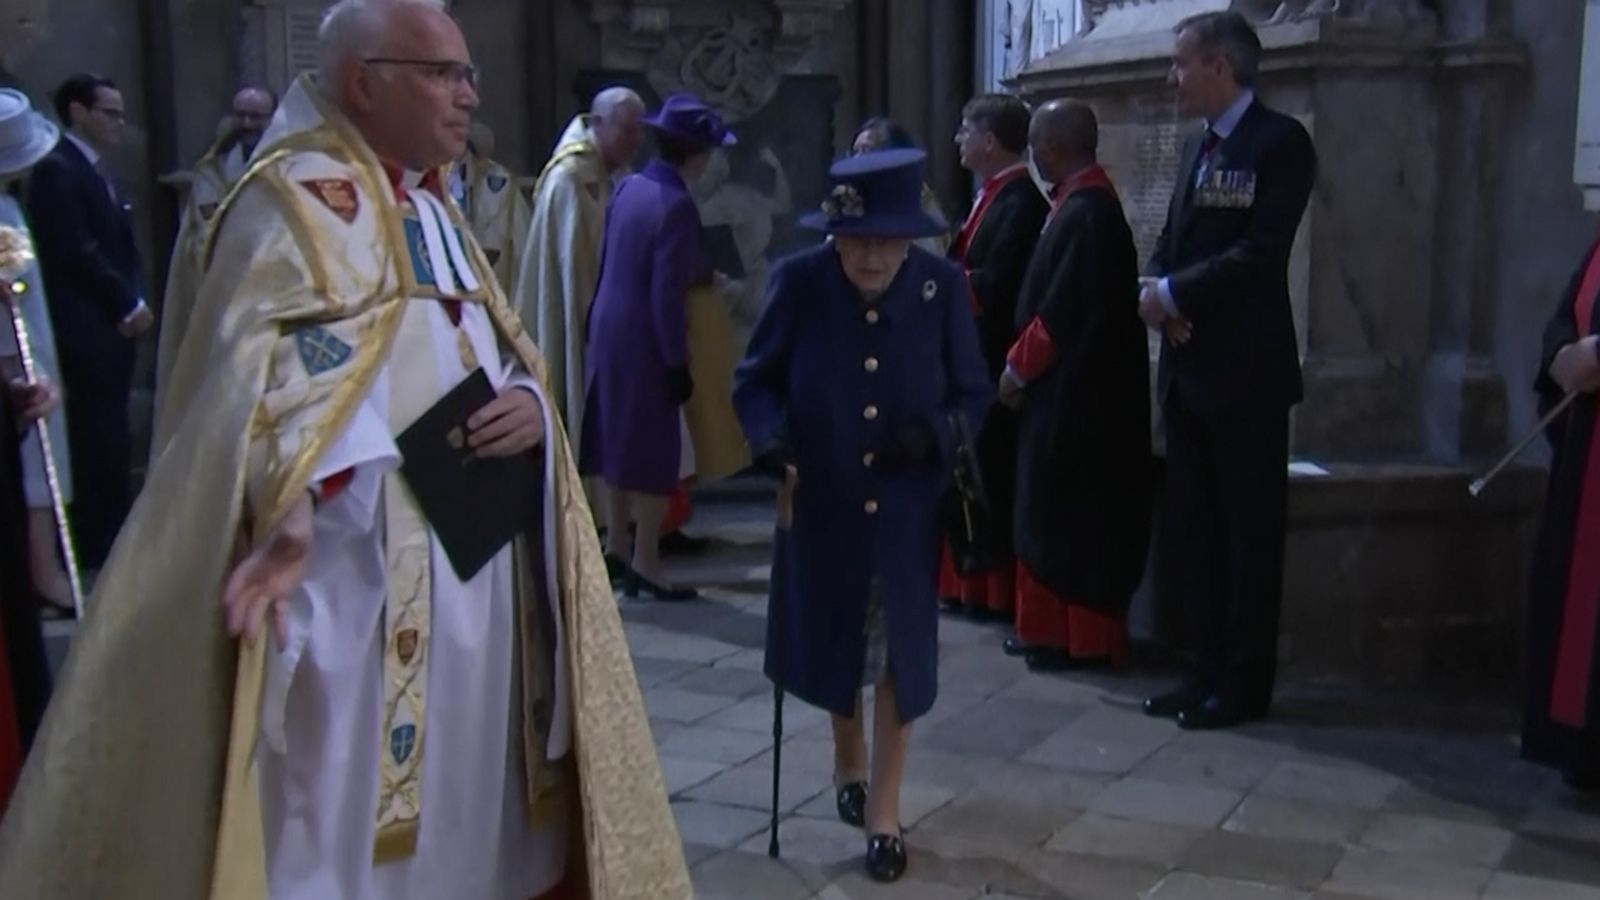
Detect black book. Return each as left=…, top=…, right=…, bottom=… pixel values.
left=395, top=367, right=542, bottom=581
left=702, top=223, right=746, bottom=279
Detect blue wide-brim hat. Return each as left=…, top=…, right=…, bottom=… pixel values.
left=798, top=148, right=946, bottom=239
left=645, top=93, right=737, bottom=150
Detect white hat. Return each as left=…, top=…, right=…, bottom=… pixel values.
left=0, top=88, right=59, bottom=177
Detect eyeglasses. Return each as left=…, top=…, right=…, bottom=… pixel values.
left=364, top=58, right=479, bottom=90
left=92, top=106, right=127, bottom=122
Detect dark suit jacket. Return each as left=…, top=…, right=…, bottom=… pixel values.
left=26, top=137, right=145, bottom=391
left=959, top=175, right=1049, bottom=377
left=1146, top=99, right=1317, bottom=415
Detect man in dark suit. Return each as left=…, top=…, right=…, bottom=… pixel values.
left=940, top=93, right=1048, bottom=624
left=26, top=73, right=151, bottom=570
left=1138, top=12, right=1317, bottom=730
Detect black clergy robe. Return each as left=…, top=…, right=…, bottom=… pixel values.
left=1010, top=167, right=1152, bottom=634
left=1523, top=236, right=1600, bottom=786
left=939, top=165, right=1048, bottom=614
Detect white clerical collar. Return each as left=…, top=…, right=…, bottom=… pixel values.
left=399, top=169, right=427, bottom=190
left=65, top=130, right=100, bottom=166
left=1207, top=89, right=1255, bottom=140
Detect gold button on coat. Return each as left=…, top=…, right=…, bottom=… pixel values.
left=864, top=357, right=880, bottom=373
left=864, top=500, right=879, bottom=514
left=863, top=405, right=879, bottom=421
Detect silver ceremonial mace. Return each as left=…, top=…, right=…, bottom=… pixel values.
left=1468, top=390, right=1579, bottom=498
left=0, top=225, right=85, bottom=618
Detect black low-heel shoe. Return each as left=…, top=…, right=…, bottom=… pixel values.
left=623, top=570, right=699, bottom=602
left=835, top=781, right=867, bottom=827
left=865, top=833, right=907, bottom=882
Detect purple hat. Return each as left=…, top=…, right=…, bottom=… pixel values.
left=644, top=94, right=737, bottom=150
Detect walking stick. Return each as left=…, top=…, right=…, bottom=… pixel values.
left=1468, top=390, right=1579, bottom=498
left=0, top=227, right=83, bottom=618
left=768, top=466, right=796, bottom=859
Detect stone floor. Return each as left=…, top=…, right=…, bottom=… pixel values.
left=34, top=491, right=1600, bottom=899
left=630, top=495, right=1600, bottom=900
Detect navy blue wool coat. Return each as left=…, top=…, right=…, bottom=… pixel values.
left=735, top=244, right=990, bottom=722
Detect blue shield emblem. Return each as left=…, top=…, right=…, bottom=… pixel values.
left=404, top=218, right=435, bottom=286
left=486, top=173, right=507, bottom=193
left=403, top=216, right=470, bottom=290
left=294, top=327, right=352, bottom=376
left=390, top=724, right=417, bottom=764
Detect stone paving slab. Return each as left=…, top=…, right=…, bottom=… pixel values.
left=1144, top=871, right=1309, bottom=900
left=1222, top=794, right=1372, bottom=845
left=1178, top=829, right=1342, bottom=890
left=1044, top=812, right=1205, bottom=869
left=1087, top=777, right=1244, bottom=829
left=1355, top=811, right=1514, bottom=868
left=633, top=497, right=1600, bottom=899
left=1320, top=847, right=1491, bottom=900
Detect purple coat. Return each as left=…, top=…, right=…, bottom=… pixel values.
left=579, top=160, right=703, bottom=493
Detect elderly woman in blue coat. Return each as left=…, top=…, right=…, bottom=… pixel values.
left=735, top=148, right=989, bottom=882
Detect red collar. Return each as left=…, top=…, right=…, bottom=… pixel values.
left=380, top=160, right=444, bottom=203
left=1045, top=163, right=1116, bottom=225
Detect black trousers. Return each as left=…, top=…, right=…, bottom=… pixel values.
left=1162, top=396, right=1289, bottom=711
left=62, top=369, right=133, bottom=572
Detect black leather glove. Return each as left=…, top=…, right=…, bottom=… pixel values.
left=871, top=416, right=937, bottom=473
left=666, top=366, right=694, bottom=406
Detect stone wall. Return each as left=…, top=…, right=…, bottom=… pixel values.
left=1490, top=0, right=1597, bottom=462
left=1015, top=0, right=1563, bottom=684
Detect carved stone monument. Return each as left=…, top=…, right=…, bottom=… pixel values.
left=585, top=0, right=854, bottom=351
left=1016, top=0, right=1542, bottom=688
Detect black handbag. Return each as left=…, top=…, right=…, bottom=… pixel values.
left=942, top=410, right=1002, bottom=576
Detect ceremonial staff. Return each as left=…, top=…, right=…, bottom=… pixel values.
left=0, top=224, right=84, bottom=617
left=1468, top=390, right=1580, bottom=498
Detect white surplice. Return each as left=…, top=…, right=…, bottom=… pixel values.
left=256, top=289, right=568, bottom=900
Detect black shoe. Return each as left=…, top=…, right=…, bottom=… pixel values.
left=864, top=833, right=907, bottom=883
left=603, top=553, right=628, bottom=585
left=1177, top=695, right=1261, bottom=731
left=658, top=531, right=710, bottom=557
left=1024, top=649, right=1111, bottom=672
left=939, top=598, right=963, bottom=614
left=623, top=570, right=699, bottom=602
left=1144, top=687, right=1202, bottom=720
left=1002, top=637, right=1029, bottom=657
left=835, top=781, right=867, bottom=827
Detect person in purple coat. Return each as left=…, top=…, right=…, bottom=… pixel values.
left=735, top=149, right=990, bottom=883
left=580, top=94, right=734, bottom=601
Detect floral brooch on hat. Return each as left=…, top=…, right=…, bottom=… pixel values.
left=821, top=183, right=865, bottom=221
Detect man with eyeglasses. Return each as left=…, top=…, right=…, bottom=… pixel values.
left=24, top=72, right=149, bottom=576
left=0, top=2, right=691, bottom=898
left=156, top=85, right=279, bottom=413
